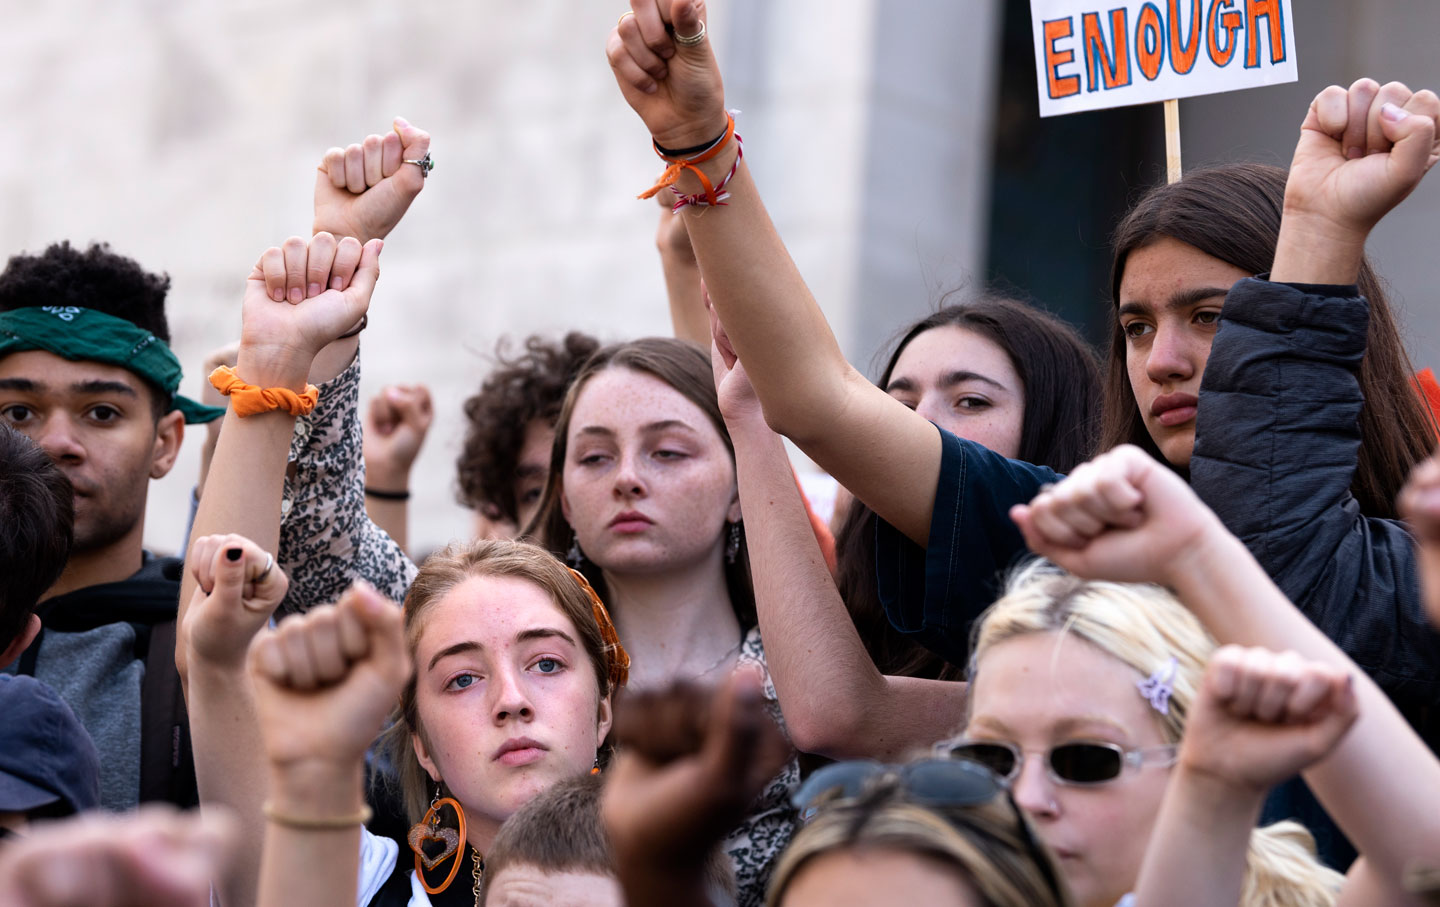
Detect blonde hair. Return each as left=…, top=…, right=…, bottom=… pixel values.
left=377, top=539, right=619, bottom=824
left=967, top=561, right=1343, bottom=907
left=767, top=782, right=1071, bottom=907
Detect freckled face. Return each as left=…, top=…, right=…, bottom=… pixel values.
left=1117, top=238, right=1250, bottom=469
left=964, top=633, right=1172, bottom=907
left=885, top=326, right=1024, bottom=459
left=412, top=575, right=611, bottom=826
left=560, top=367, right=740, bottom=575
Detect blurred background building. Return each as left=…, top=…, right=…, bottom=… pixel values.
left=1, top=0, right=1436, bottom=555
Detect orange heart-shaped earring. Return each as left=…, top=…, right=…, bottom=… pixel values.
left=408, top=787, right=467, bottom=894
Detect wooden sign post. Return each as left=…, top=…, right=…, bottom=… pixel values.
left=1029, top=0, right=1299, bottom=184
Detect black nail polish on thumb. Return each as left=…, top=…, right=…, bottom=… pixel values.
left=226, top=548, right=242, bottom=562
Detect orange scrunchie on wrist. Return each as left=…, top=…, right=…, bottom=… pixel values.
left=208, top=365, right=319, bottom=418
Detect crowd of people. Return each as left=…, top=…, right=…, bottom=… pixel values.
left=3, top=1, right=1440, bottom=905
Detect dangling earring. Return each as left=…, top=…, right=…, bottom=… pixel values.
left=725, top=521, right=742, bottom=564
left=566, top=532, right=584, bottom=568
left=590, top=753, right=602, bottom=776
left=409, top=785, right=467, bottom=895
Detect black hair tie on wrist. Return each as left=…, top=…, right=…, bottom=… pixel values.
left=364, top=486, right=410, bottom=501
left=655, top=127, right=730, bottom=159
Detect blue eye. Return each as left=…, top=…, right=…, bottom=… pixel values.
left=535, top=658, right=561, bottom=674
left=447, top=673, right=478, bottom=691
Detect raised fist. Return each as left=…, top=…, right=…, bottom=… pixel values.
left=237, top=233, right=382, bottom=388
left=1179, top=646, right=1357, bottom=794
left=248, top=582, right=410, bottom=771
left=363, top=384, right=435, bottom=491
left=601, top=670, right=791, bottom=880
left=1284, top=79, right=1440, bottom=242
left=0, top=806, right=234, bottom=907
left=607, top=0, right=729, bottom=150
left=1009, top=444, right=1221, bottom=587
left=182, top=533, right=289, bottom=671
left=313, top=118, right=431, bottom=244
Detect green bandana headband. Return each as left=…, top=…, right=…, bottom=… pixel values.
left=0, top=306, right=224, bottom=424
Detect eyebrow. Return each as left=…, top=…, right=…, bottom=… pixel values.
left=966, top=713, right=1130, bottom=739
left=426, top=627, right=579, bottom=672
left=516, top=627, right=577, bottom=648
left=515, top=462, right=547, bottom=479
left=0, top=377, right=138, bottom=398
left=1117, top=286, right=1232, bottom=319
left=887, top=370, right=1007, bottom=395
left=72, top=380, right=138, bottom=398
left=576, top=419, right=697, bottom=438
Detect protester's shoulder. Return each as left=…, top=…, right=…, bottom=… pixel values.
left=135, top=552, right=185, bottom=585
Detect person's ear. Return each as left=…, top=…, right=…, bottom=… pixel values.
left=725, top=488, right=742, bottom=525
left=595, top=693, right=614, bottom=749
left=411, top=730, right=442, bottom=783
left=0, top=614, right=41, bottom=668
left=149, top=411, right=185, bottom=479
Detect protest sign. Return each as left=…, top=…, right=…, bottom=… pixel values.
left=1030, top=0, right=1297, bottom=118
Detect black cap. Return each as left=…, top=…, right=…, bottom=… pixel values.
left=0, top=675, right=100, bottom=815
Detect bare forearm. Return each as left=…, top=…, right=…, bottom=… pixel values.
left=730, top=417, right=964, bottom=758
left=676, top=160, right=939, bottom=542
left=189, top=663, right=269, bottom=907
left=1171, top=533, right=1440, bottom=881
left=659, top=249, right=709, bottom=346
left=1134, top=768, right=1260, bottom=907
left=257, top=765, right=366, bottom=907
left=180, top=411, right=295, bottom=676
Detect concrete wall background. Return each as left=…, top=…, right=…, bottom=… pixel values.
left=2, top=1, right=1434, bottom=558
left=0, top=0, right=926, bottom=556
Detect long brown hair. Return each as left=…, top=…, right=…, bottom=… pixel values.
left=834, top=294, right=1101, bottom=679
left=1104, top=163, right=1435, bottom=517
left=522, top=337, right=756, bottom=626
left=377, top=539, right=620, bottom=824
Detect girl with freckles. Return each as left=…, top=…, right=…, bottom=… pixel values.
left=525, top=338, right=798, bottom=907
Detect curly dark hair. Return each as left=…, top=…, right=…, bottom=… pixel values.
left=0, top=424, right=74, bottom=651
left=456, top=332, right=601, bottom=523
left=0, top=241, right=172, bottom=341
left=0, top=242, right=174, bottom=419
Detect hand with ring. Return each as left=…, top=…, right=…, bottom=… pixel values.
left=182, top=533, right=290, bottom=672
left=313, top=117, right=433, bottom=245
left=607, top=1, right=728, bottom=151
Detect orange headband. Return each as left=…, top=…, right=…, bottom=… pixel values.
left=567, top=567, right=630, bottom=691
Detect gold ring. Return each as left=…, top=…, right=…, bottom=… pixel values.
left=618, top=10, right=635, bottom=27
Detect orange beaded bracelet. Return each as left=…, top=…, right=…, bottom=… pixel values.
left=208, top=365, right=319, bottom=418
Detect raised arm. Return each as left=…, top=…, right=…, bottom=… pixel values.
left=179, top=533, right=292, bottom=907
left=1190, top=82, right=1440, bottom=695
left=361, top=383, right=434, bottom=554
left=1133, top=647, right=1356, bottom=907
left=250, top=583, right=411, bottom=907
left=713, top=317, right=966, bottom=759
left=312, top=118, right=431, bottom=245
left=1015, top=445, right=1440, bottom=902
left=178, top=234, right=380, bottom=679
left=607, top=0, right=939, bottom=543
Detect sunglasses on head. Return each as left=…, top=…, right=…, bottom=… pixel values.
left=790, top=758, right=1065, bottom=902
left=946, top=740, right=1177, bottom=787
left=791, top=758, right=1007, bottom=820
